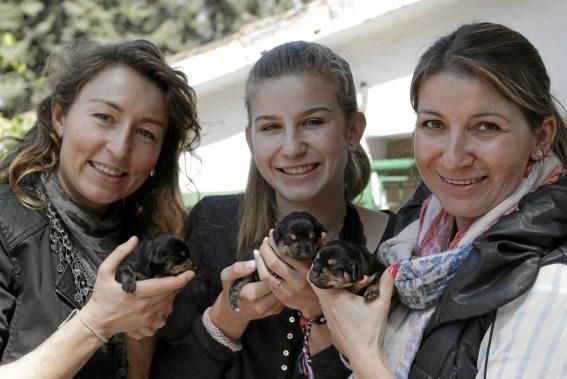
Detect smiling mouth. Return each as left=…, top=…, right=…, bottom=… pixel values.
left=90, top=162, right=126, bottom=177
left=442, top=176, right=487, bottom=185
left=278, top=164, right=319, bottom=175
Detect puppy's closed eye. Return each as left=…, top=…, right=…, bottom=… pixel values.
left=229, top=211, right=326, bottom=311
left=309, top=240, right=385, bottom=301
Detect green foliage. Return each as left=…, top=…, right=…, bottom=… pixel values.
left=0, top=112, right=35, bottom=159
left=0, top=0, right=312, bottom=117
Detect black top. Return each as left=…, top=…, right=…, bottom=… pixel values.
left=152, top=194, right=396, bottom=378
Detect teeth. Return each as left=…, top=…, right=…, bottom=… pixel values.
left=444, top=177, right=484, bottom=185
left=91, top=162, right=125, bottom=177
left=280, top=164, right=316, bottom=175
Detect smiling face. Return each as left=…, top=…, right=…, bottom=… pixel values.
left=52, top=64, right=168, bottom=213
left=246, top=72, right=363, bottom=209
left=414, top=71, right=540, bottom=228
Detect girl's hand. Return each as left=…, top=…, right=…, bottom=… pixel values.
left=310, top=266, right=398, bottom=378
left=80, top=236, right=194, bottom=340
left=209, top=259, right=285, bottom=342
left=256, top=230, right=322, bottom=319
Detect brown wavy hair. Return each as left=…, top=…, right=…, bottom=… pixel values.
left=236, top=41, right=370, bottom=258
left=0, top=39, right=200, bottom=238
left=410, top=22, right=567, bottom=166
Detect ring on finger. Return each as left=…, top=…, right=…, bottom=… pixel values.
left=273, top=278, right=283, bottom=290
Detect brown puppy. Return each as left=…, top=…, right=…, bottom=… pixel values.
left=229, top=211, right=326, bottom=311
left=115, top=234, right=194, bottom=293
left=309, top=240, right=385, bottom=301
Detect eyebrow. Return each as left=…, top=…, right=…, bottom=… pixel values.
left=253, top=106, right=333, bottom=123
left=89, top=98, right=166, bottom=127
left=416, top=109, right=512, bottom=123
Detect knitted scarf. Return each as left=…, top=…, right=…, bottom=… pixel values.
left=377, top=155, right=564, bottom=377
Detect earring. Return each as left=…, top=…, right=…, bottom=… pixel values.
left=150, top=170, right=156, bottom=178
left=536, top=150, right=544, bottom=160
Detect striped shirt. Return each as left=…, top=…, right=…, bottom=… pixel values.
left=477, top=264, right=567, bottom=378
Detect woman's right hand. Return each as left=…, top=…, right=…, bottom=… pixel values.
left=208, top=258, right=285, bottom=342
left=80, top=236, right=194, bottom=340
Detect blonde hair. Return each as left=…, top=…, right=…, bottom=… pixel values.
left=0, top=39, right=200, bottom=238
left=236, top=41, right=370, bottom=258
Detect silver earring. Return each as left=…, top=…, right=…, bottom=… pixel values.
left=536, top=150, right=544, bottom=159
left=150, top=170, right=156, bottom=177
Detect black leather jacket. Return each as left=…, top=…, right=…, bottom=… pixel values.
left=0, top=182, right=123, bottom=377
left=409, top=175, right=567, bottom=378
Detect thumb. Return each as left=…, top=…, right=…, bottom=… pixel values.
left=378, top=265, right=398, bottom=301
left=99, top=236, right=139, bottom=275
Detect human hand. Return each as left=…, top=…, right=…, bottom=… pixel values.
left=209, top=258, right=285, bottom=342
left=310, top=265, right=398, bottom=371
left=81, top=236, right=194, bottom=340
left=256, top=230, right=322, bottom=319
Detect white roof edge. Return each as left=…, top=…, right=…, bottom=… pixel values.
left=173, top=0, right=424, bottom=93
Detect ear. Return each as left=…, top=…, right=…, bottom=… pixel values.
left=245, top=127, right=253, bottom=153
left=315, top=220, right=327, bottom=234
left=530, top=115, right=557, bottom=160
left=350, top=261, right=362, bottom=281
left=51, top=100, right=65, bottom=138
left=273, top=223, right=283, bottom=243
left=346, top=112, right=366, bottom=149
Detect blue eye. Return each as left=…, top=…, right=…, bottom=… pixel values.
left=422, top=120, right=444, bottom=129
left=261, top=123, right=280, bottom=131
left=136, top=129, right=156, bottom=140
left=93, top=113, right=112, bottom=122
left=304, top=118, right=323, bottom=127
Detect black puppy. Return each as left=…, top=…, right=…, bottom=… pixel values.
left=115, top=234, right=194, bottom=293
left=309, top=240, right=386, bottom=302
left=229, top=211, right=326, bottom=311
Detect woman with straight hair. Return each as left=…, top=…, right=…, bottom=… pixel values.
left=152, top=40, right=398, bottom=378
left=312, top=22, right=567, bottom=378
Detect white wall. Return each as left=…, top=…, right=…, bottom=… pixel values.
left=178, top=0, right=567, bottom=195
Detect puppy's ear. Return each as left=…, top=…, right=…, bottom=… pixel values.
left=273, top=223, right=284, bottom=244
left=315, top=220, right=327, bottom=234
left=350, top=261, right=362, bottom=281
left=147, top=239, right=166, bottom=265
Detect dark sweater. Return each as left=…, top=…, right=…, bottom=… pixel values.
left=152, top=194, right=396, bottom=378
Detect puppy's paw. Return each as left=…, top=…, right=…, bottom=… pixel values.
left=116, top=266, right=137, bottom=293
left=363, top=283, right=380, bottom=302
left=229, top=278, right=244, bottom=312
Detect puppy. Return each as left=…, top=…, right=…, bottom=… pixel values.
left=115, top=234, right=194, bottom=293
left=309, top=240, right=385, bottom=302
left=229, top=211, right=326, bottom=311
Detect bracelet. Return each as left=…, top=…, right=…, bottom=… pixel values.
left=202, top=307, right=242, bottom=352
left=59, top=309, right=109, bottom=344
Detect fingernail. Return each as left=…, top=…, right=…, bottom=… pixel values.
left=245, top=259, right=256, bottom=269
left=389, top=264, right=399, bottom=278
left=263, top=237, right=269, bottom=243
left=253, top=249, right=260, bottom=258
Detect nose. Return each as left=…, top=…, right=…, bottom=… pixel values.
left=439, top=129, right=474, bottom=170
left=107, top=125, right=132, bottom=159
left=281, top=127, right=306, bottom=157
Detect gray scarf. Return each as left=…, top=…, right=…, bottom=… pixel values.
left=41, top=172, right=123, bottom=267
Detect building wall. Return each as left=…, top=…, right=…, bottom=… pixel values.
left=177, top=0, right=567, bottom=196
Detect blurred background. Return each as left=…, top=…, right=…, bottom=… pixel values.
left=1, top=0, right=566, bottom=210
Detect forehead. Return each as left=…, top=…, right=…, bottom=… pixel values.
left=249, top=72, right=341, bottom=115
left=73, top=64, right=167, bottom=117
left=417, top=71, right=521, bottom=117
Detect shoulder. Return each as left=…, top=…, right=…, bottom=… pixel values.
left=354, top=205, right=392, bottom=251
left=0, top=183, right=47, bottom=252
left=189, top=194, right=243, bottom=226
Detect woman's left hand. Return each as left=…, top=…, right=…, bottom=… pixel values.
left=309, top=266, right=398, bottom=378
left=255, top=230, right=322, bottom=319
